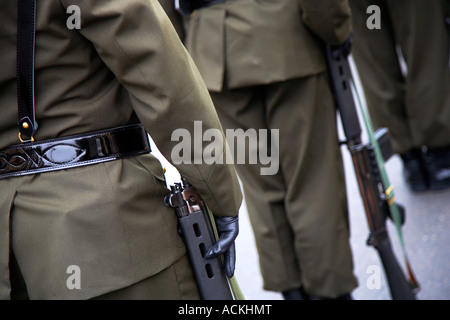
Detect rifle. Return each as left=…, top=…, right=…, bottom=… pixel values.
left=164, top=177, right=234, bottom=300
left=326, top=43, right=420, bottom=300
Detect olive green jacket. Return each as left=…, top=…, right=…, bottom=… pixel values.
left=0, top=0, right=242, bottom=299
left=159, top=0, right=352, bottom=91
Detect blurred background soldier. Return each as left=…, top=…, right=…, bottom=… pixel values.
left=160, top=0, right=358, bottom=299
left=0, top=0, right=241, bottom=299
left=350, top=0, right=450, bottom=192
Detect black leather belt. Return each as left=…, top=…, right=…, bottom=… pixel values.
left=0, top=124, right=151, bottom=180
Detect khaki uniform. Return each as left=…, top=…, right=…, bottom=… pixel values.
left=350, top=0, right=450, bottom=154
left=0, top=0, right=242, bottom=299
left=160, top=0, right=358, bottom=297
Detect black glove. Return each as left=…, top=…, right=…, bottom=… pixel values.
left=204, top=215, right=239, bottom=278
left=331, top=32, right=353, bottom=59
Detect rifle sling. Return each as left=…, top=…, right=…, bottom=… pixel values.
left=349, top=77, right=420, bottom=291
left=17, top=0, right=38, bottom=142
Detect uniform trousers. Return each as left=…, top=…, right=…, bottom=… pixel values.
left=350, top=0, right=450, bottom=154
left=210, top=73, right=358, bottom=298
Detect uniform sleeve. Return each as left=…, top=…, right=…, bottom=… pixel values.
left=158, top=0, right=185, bottom=41
left=60, top=0, right=242, bottom=217
left=300, top=0, right=352, bottom=45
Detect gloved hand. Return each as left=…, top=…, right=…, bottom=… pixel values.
left=204, top=215, right=239, bottom=278
left=331, top=32, right=353, bottom=59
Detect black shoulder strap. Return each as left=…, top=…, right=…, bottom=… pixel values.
left=17, top=0, right=37, bottom=142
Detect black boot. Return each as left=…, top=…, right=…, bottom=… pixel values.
left=303, top=292, right=353, bottom=300
left=423, top=146, right=450, bottom=191
left=400, top=149, right=429, bottom=192
left=282, top=287, right=306, bottom=300
left=335, top=293, right=353, bottom=300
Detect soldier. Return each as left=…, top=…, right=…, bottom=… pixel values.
left=159, top=0, right=358, bottom=299
left=350, top=0, right=450, bottom=192
left=0, top=0, right=242, bottom=299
